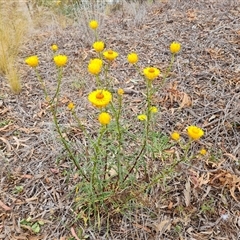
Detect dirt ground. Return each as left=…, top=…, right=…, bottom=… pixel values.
left=0, top=0, right=240, bottom=239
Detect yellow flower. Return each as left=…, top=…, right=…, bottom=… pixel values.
left=103, top=50, right=118, bottom=61
left=187, top=126, right=204, bottom=140
left=93, top=41, right=105, bottom=52
left=199, top=148, right=207, bottom=155
left=127, top=52, right=138, bottom=64
left=98, top=112, right=111, bottom=125
left=150, top=106, right=158, bottom=113
left=117, top=88, right=124, bottom=95
left=67, top=102, right=75, bottom=111
left=88, top=58, right=103, bottom=75
left=170, top=41, right=181, bottom=54
left=143, top=67, right=160, bottom=80
left=89, top=20, right=98, bottom=30
left=54, top=55, right=68, bottom=67
left=51, top=44, right=58, bottom=51
left=25, top=56, right=39, bottom=68
left=88, top=89, right=112, bottom=108
left=171, top=132, right=180, bottom=141
left=137, top=114, right=147, bottom=121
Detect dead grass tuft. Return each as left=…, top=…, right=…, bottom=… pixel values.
left=0, top=1, right=29, bottom=93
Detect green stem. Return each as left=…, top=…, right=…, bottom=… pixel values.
left=152, top=54, right=175, bottom=96
left=35, top=69, right=48, bottom=98
left=94, top=30, right=98, bottom=42
left=51, top=67, right=63, bottom=104
left=50, top=104, right=89, bottom=182
left=103, top=62, right=111, bottom=89
left=123, top=79, right=152, bottom=183
left=71, top=110, right=88, bottom=136
left=162, top=54, right=175, bottom=86
left=110, top=97, right=123, bottom=188
left=95, top=74, right=102, bottom=89
left=110, top=101, right=122, bottom=146
left=182, top=140, right=193, bottom=162
left=92, top=125, right=106, bottom=189
left=133, top=156, right=186, bottom=200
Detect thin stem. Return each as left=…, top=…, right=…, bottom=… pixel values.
left=95, top=74, right=102, bottom=89
left=110, top=97, right=123, bottom=188
left=51, top=67, right=63, bottom=104
left=71, top=110, right=88, bottom=136
left=94, top=29, right=98, bottom=42
left=110, top=101, right=122, bottom=146
left=123, top=79, right=152, bottom=183
left=92, top=125, right=106, bottom=189
left=132, top=156, right=186, bottom=200
left=35, top=69, right=48, bottom=98
left=122, top=142, right=146, bottom=183
left=161, top=54, right=175, bottom=86
left=103, top=62, right=111, bottom=89
left=153, top=54, right=175, bottom=96
left=183, top=140, right=193, bottom=162
left=50, top=104, right=89, bottom=182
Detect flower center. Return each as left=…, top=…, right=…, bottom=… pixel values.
left=96, top=92, right=104, bottom=99
left=108, top=50, right=113, bottom=55
left=192, top=128, right=199, bottom=133
left=148, top=68, right=155, bottom=73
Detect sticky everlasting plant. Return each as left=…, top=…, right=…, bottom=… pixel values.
left=25, top=20, right=207, bottom=228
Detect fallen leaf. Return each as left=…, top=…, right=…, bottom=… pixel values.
left=230, top=187, right=238, bottom=202
left=20, top=174, right=33, bottom=179
left=50, top=168, right=59, bottom=174
left=186, top=9, right=197, bottom=21
left=184, top=180, right=191, bottom=207
left=0, top=200, right=11, bottom=211
left=133, top=223, right=152, bottom=233
left=71, top=227, right=81, bottom=240
left=153, top=219, right=171, bottom=233
left=0, top=137, right=12, bottom=151
left=168, top=201, right=173, bottom=210
left=179, top=92, right=192, bottom=108
left=29, top=236, right=46, bottom=240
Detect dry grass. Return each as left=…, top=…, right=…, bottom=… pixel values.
left=0, top=2, right=30, bottom=93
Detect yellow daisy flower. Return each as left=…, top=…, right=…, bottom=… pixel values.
left=117, top=88, right=124, bottom=95
left=103, top=50, right=118, bottom=61
left=88, top=58, right=103, bottom=75
left=93, top=41, right=105, bottom=52
left=150, top=106, right=158, bottom=113
left=187, top=126, right=204, bottom=140
left=170, top=41, right=181, bottom=54
left=171, top=132, right=180, bottom=141
left=25, top=56, right=39, bottom=68
left=137, top=114, right=147, bottom=121
left=199, top=148, right=207, bottom=155
left=67, top=102, right=75, bottom=111
left=143, top=67, right=160, bottom=80
left=127, top=52, right=138, bottom=64
left=88, top=89, right=112, bottom=108
left=89, top=20, right=98, bottom=30
left=53, top=55, right=68, bottom=67
left=51, top=44, right=58, bottom=51
left=98, top=112, right=111, bottom=125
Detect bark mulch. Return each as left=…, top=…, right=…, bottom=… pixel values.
left=0, top=0, right=240, bottom=239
